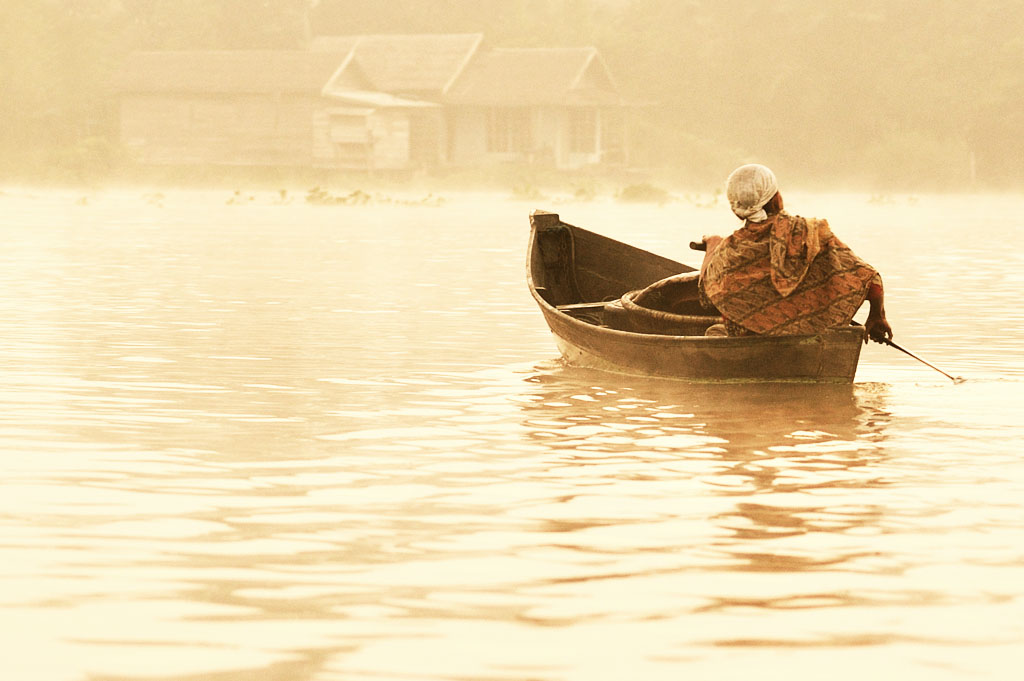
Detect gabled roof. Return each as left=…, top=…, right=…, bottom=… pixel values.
left=445, top=47, right=622, bottom=106
left=325, top=90, right=440, bottom=109
left=116, top=51, right=349, bottom=94
left=114, top=38, right=625, bottom=108
left=317, top=33, right=483, bottom=95
left=307, top=36, right=360, bottom=55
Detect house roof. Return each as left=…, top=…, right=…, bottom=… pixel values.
left=324, top=90, right=440, bottom=109
left=317, top=33, right=483, bottom=95
left=115, top=50, right=351, bottom=94
left=307, top=36, right=360, bottom=54
left=445, top=47, right=623, bottom=106
left=115, top=37, right=625, bottom=109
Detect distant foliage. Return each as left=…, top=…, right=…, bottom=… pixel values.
left=617, top=183, right=671, bottom=204
left=306, top=187, right=372, bottom=206
left=599, top=0, right=1024, bottom=189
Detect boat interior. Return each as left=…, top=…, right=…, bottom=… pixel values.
left=531, top=214, right=722, bottom=336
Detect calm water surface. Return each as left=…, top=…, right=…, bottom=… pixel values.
left=1, top=189, right=1023, bottom=680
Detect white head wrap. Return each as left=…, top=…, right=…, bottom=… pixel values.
left=726, top=164, right=778, bottom=223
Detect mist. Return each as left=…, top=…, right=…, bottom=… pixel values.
left=1, top=0, right=1021, bottom=191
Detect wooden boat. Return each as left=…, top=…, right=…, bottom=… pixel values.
left=527, top=211, right=865, bottom=382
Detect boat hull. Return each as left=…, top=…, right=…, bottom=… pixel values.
left=540, top=304, right=863, bottom=382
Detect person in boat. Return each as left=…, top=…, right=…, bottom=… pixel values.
left=699, top=163, right=893, bottom=343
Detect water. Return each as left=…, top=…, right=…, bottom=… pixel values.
left=1, top=189, right=1023, bottom=680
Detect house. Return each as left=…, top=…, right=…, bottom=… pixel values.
left=115, top=34, right=629, bottom=171
left=116, top=50, right=352, bottom=167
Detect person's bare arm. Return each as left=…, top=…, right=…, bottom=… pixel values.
left=864, top=282, right=893, bottom=344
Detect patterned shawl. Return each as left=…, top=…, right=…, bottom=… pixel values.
left=701, top=212, right=878, bottom=335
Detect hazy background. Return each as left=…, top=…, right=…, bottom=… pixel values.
left=2, top=0, right=1021, bottom=191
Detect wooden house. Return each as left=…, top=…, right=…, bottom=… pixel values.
left=117, top=50, right=352, bottom=167
left=116, top=34, right=629, bottom=171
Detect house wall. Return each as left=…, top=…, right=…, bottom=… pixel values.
left=312, top=106, right=373, bottom=169
left=122, top=93, right=419, bottom=171
left=565, top=108, right=602, bottom=169
left=313, top=108, right=412, bottom=170
left=120, top=96, right=197, bottom=164
left=409, top=111, right=445, bottom=166
left=447, top=109, right=489, bottom=165
left=120, top=93, right=622, bottom=171
left=367, top=110, right=411, bottom=170
left=448, top=106, right=558, bottom=166
left=120, top=93, right=321, bottom=166
left=599, top=107, right=628, bottom=165
left=534, top=107, right=563, bottom=167
left=447, top=106, right=604, bottom=169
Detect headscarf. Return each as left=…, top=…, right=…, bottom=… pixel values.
left=726, top=164, right=778, bottom=223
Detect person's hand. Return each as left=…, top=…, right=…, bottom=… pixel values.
left=701, top=235, right=723, bottom=251
left=698, top=235, right=723, bottom=277
left=864, top=313, right=893, bottom=344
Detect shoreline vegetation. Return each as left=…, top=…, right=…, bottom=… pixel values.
left=0, top=157, right=707, bottom=202
left=0, top=167, right=713, bottom=208
left=2, top=170, right=946, bottom=214
left=5, top=160, right=1010, bottom=211
left=0, top=136, right=1014, bottom=196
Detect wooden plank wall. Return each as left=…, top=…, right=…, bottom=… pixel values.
left=120, top=94, right=321, bottom=166
left=121, top=93, right=418, bottom=170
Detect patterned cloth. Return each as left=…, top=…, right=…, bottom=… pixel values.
left=700, top=212, right=880, bottom=336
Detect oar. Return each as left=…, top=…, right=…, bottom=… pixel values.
left=879, top=338, right=964, bottom=383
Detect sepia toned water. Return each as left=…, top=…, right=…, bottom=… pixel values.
left=1, top=188, right=1023, bottom=680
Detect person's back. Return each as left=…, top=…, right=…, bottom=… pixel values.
left=698, top=164, right=892, bottom=343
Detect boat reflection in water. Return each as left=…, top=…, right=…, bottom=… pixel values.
left=517, top=365, right=895, bottom=578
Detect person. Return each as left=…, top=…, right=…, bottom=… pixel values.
left=698, top=163, right=893, bottom=343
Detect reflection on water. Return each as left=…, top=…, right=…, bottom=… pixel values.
left=1, top=190, right=1024, bottom=680
left=517, top=373, right=894, bottom=572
